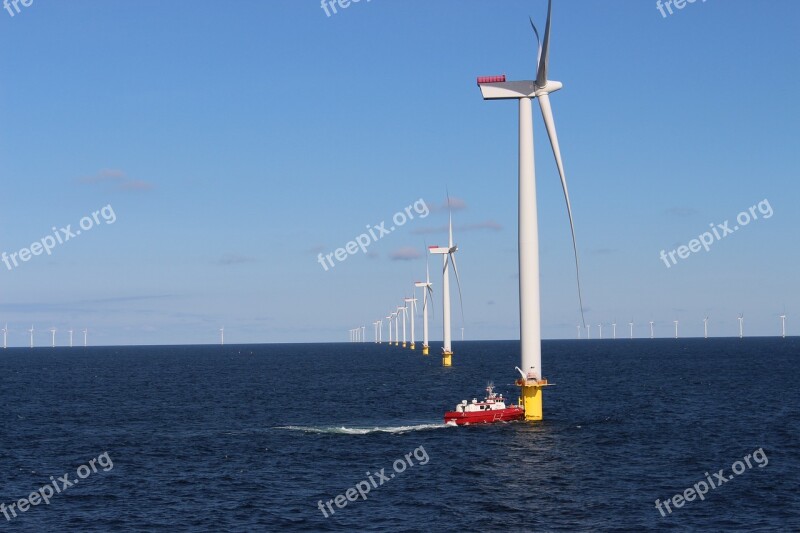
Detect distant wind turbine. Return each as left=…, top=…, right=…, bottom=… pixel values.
left=361, top=325, right=365, bottom=343
left=405, top=296, right=417, bottom=350
left=586, top=324, right=590, bottom=340
left=428, top=199, right=463, bottom=367
left=738, top=314, right=744, bottom=339
left=674, top=320, right=679, bottom=339
left=703, top=316, right=709, bottom=339
left=414, top=259, right=434, bottom=355
left=83, top=328, right=88, bottom=347
left=598, top=323, right=603, bottom=340
left=398, top=305, right=407, bottom=348
left=220, top=327, right=225, bottom=346
left=649, top=321, right=655, bottom=339
left=780, top=313, right=786, bottom=338
left=1, top=324, right=7, bottom=349
left=628, top=320, right=634, bottom=339
left=50, top=328, right=56, bottom=348
left=29, top=325, right=34, bottom=348
left=612, top=321, right=617, bottom=340
left=68, top=328, right=74, bottom=348
left=392, top=312, right=399, bottom=346
left=576, top=325, right=581, bottom=339
left=386, top=313, right=393, bottom=345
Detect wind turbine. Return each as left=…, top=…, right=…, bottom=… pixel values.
left=478, top=0, right=585, bottom=420
left=649, top=321, right=655, bottom=339
left=378, top=319, right=383, bottom=343
left=703, top=317, right=709, bottom=339
left=392, top=312, right=399, bottom=346
left=1, top=324, right=7, bottom=349
left=68, top=328, right=74, bottom=348
left=398, top=305, right=407, bottom=348
left=612, top=321, right=617, bottom=340
left=50, top=328, right=56, bottom=348
left=628, top=320, right=634, bottom=339
left=428, top=198, right=463, bottom=367
left=361, top=325, right=366, bottom=343
left=414, top=255, right=434, bottom=355
left=29, top=325, right=34, bottom=348
left=674, top=320, right=679, bottom=339
left=576, top=325, right=581, bottom=339
left=386, top=313, right=393, bottom=345
left=220, top=327, right=225, bottom=346
left=780, top=313, right=786, bottom=338
left=83, top=328, right=88, bottom=347
left=598, top=323, right=603, bottom=340
left=738, top=314, right=744, bottom=339
left=586, top=324, right=590, bottom=340
left=373, top=321, right=379, bottom=343
left=405, top=296, right=417, bottom=350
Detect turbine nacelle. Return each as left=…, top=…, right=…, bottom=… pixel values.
left=428, top=245, right=457, bottom=255
left=477, top=78, right=562, bottom=100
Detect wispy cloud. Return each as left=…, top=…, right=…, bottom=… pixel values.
left=412, top=220, right=502, bottom=235
left=78, top=169, right=154, bottom=192
left=216, top=254, right=257, bottom=266
left=389, top=247, right=422, bottom=261
left=430, top=196, right=467, bottom=213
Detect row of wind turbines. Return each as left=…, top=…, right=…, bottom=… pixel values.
left=0, top=325, right=89, bottom=348
left=578, top=314, right=789, bottom=339
left=350, top=205, right=463, bottom=367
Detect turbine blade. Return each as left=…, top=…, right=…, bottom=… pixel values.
left=538, top=92, right=586, bottom=328
left=536, top=0, right=553, bottom=87
left=450, top=253, right=465, bottom=325
left=529, top=16, right=542, bottom=75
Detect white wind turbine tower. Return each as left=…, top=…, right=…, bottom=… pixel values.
left=428, top=200, right=463, bottom=367
left=576, top=325, right=581, bottom=339
left=361, top=325, right=365, bottom=343
left=586, top=324, right=590, bottom=340
left=392, top=312, right=399, bottom=346
left=50, top=328, right=56, bottom=348
left=1, top=324, right=7, bottom=349
left=83, top=328, right=88, bottom=347
left=612, top=321, right=617, bottom=340
left=628, top=320, right=634, bottom=339
left=29, top=325, right=34, bottom=348
left=780, top=313, right=786, bottom=338
left=414, top=260, right=434, bottom=355
left=220, top=327, right=225, bottom=346
left=738, top=314, right=744, bottom=339
left=386, top=313, right=393, bottom=345
left=649, top=321, right=655, bottom=339
left=674, top=320, right=679, bottom=339
left=373, top=321, right=379, bottom=343
left=377, top=319, right=383, bottom=343
left=478, top=0, right=585, bottom=420
left=398, top=305, right=408, bottom=348
left=703, top=317, right=709, bottom=339
left=68, top=328, right=74, bottom=348
left=405, top=296, right=417, bottom=350
left=598, top=323, right=603, bottom=340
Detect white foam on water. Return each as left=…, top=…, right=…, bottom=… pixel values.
left=275, top=423, right=448, bottom=435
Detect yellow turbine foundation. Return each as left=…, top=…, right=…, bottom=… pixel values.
left=410, top=343, right=415, bottom=350
left=518, top=379, right=551, bottom=421
left=402, top=342, right=407, bottom=348
left=422, top=345, right=429, bottom=355
left=442, top=351, right=452, bottom=367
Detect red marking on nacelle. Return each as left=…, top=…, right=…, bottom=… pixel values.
left=477, top=75, right=506, bottom=85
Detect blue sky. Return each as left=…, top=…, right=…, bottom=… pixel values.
left=0, top=0, right=798, bottom=345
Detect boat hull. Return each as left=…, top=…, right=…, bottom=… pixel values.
left=444, top=406, right=524, bottom=425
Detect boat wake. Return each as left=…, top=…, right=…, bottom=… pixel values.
left=275, top=423, right=448, bottom=435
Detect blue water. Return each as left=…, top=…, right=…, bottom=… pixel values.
left=1, top=339, right=798, bottom=531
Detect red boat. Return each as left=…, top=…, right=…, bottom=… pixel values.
left=444, top=384, right=524, bottom=425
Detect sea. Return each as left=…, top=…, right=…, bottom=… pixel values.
left=0, top=338, right=797, bottom=532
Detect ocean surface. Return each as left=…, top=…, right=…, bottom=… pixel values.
left=0, top=338, right=798, bottom=532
